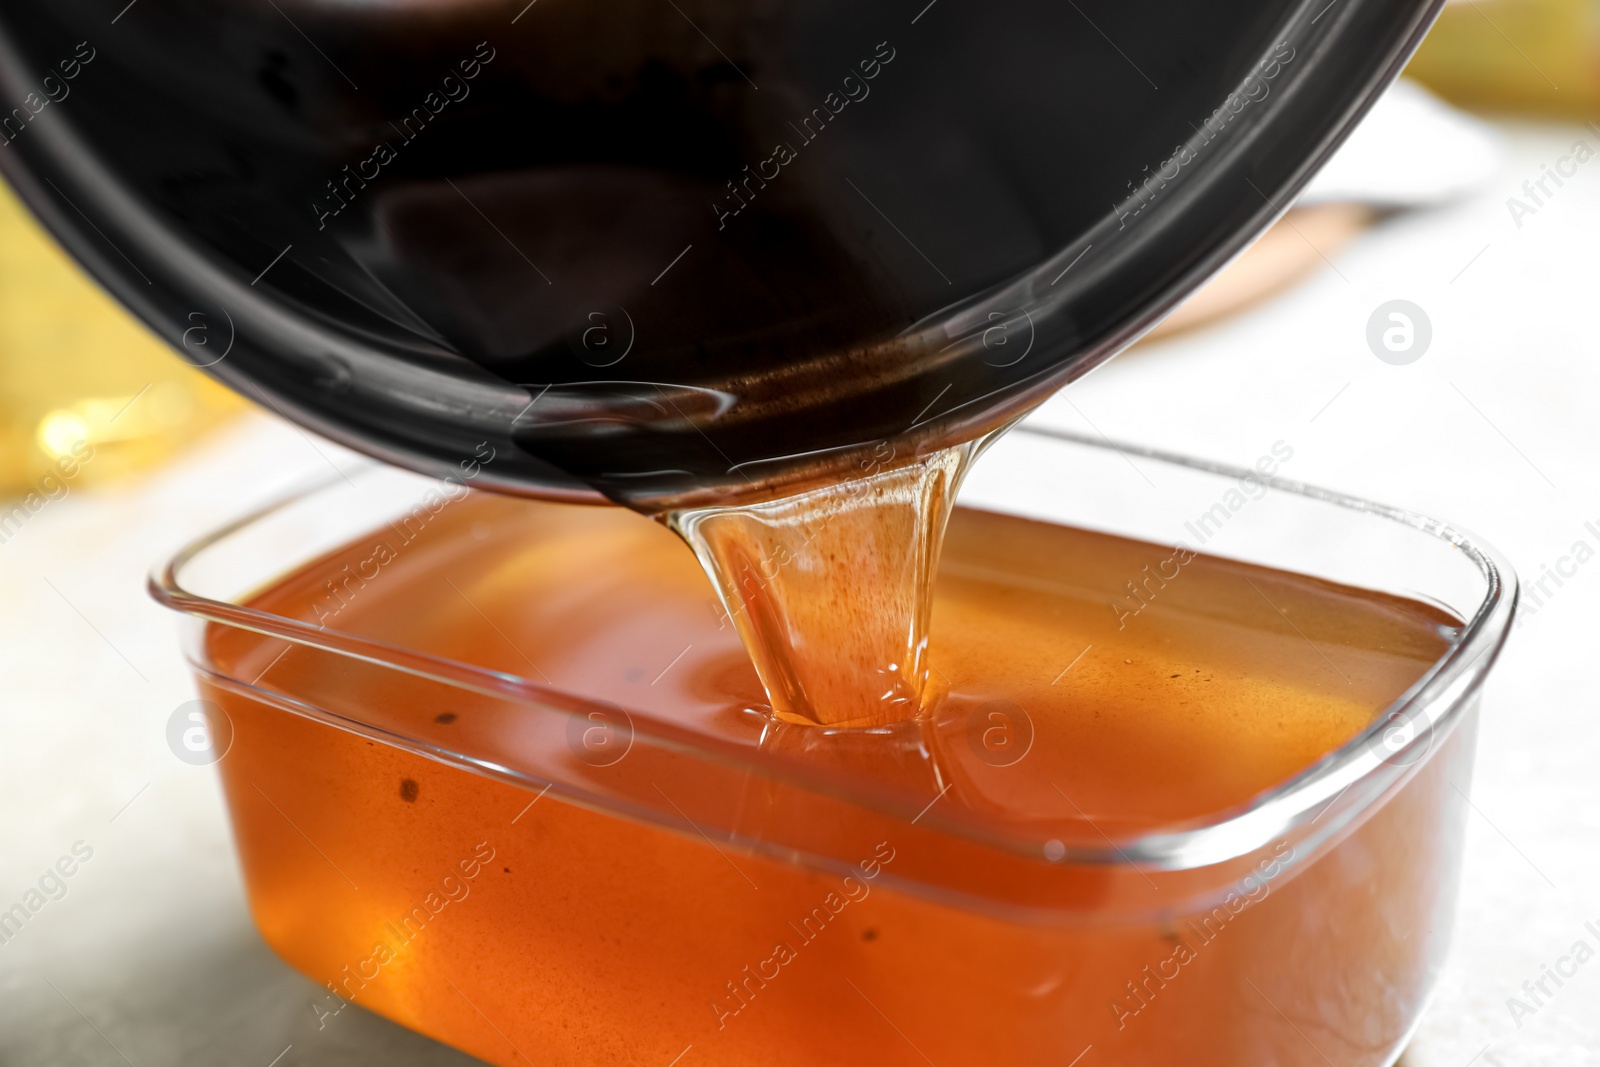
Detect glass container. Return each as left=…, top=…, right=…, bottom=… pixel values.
left=150, top=426, right=1515, bottom=1067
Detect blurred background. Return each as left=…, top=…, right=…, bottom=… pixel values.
left=3, top=1, right=1599, bottom=1063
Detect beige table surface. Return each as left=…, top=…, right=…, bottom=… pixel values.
left=1, top=121, right=1596, bottom=1065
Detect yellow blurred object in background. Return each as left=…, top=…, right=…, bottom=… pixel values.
left=0, top=180, right=240, bottom=497
left=1407, top=0, right=1600, bottom=116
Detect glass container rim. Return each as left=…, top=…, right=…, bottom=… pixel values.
left=149, top=424, right=1517, bottom=873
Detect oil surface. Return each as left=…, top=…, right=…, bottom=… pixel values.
left=228, top=491, right=1452, bottom=830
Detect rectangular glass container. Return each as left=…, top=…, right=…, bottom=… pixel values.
left=151, top=426, right=1515, bottom=1067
